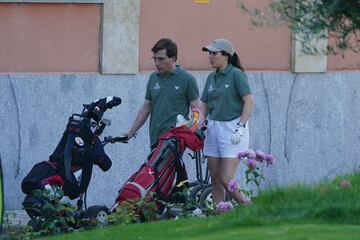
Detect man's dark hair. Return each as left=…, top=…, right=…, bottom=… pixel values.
left=151, top=38, right=178, bottom=61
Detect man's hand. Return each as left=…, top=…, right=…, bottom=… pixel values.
left=124, top=131, right=136, bottom=140
left=231, top=122, right=245, bottom=145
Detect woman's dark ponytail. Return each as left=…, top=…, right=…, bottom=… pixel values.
left=230, top=52, right=244, bottom=71
left=220, top=51, right=244, bottom=71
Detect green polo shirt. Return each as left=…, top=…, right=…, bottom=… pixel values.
left=145, top=65, right=199, bottom=146
left=201, top=64, right=251, bottom=121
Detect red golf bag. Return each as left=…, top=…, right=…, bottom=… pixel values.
left=115, top=126, right=204, bottom=205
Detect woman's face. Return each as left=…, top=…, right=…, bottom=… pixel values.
left=208, top=51, right=228, bottom=70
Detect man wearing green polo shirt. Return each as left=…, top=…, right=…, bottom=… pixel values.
left=126, top=38, right=200, bottom=148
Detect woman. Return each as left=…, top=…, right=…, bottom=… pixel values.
left=200, top=39, right=253, bottom=205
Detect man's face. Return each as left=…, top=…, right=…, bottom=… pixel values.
left=152, top=49, right=175, bottom=74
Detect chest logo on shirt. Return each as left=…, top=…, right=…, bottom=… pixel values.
left=174, top=86, right=180, bottom=90
left=154, top=82, right=160, bottom=90
left=208, top=85, right=214, bottom=92
left=225, top=84, right=230, bottom=88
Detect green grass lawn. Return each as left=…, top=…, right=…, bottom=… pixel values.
left=44, top=172, right=360, bottom=240
left=44, top=221, right=360, bottom=240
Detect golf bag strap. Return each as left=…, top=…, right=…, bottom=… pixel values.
left=167, top=142, right=188, bottom=189
left=64, top=133, right=75, bottom=183
left=168, top=142, right=185, bottom=172
left=78, top=156, right=93, bottom=194
left=153, top=157, right=168, bottom=201
left=153, top=139, right=185, bottom=201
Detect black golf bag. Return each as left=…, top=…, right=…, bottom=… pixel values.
left=21, top=96, right=121, bottom=219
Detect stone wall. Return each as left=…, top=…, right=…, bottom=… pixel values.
left=1, top=71, right=359, bottom=209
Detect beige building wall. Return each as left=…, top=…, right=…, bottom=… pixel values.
left=0, top=1, right=358, bottom=72
left=139, top=0, right=291, bottom=71
left=328, top=49, right=360, bottom=70
left=0, top=3, right=100, bottom=72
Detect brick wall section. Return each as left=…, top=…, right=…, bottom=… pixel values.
left=0, top=3, right=100, bottom=72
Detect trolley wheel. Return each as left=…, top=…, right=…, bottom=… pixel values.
left=84, top=206, right=109, bottom=225
left=27, top=218, right=42, bottom=231
left=189, top=184, right=209, bottom=207
left=198, top=187, right=232, bottom=210
left=199, top=186, right=213, bottom=209
left=188, top=181, right=200, bottom=193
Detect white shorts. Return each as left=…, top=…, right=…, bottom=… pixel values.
left=203, top=118, right=249, bottom=159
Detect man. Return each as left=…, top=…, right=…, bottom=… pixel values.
left=126, top=38, right=200, bottom=148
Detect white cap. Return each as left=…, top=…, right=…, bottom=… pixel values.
left=202, top=39, right=235, bottom=56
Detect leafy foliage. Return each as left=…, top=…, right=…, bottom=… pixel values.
left=28, top=188, right=78, bottom=236
left=110, top=194, right=160, bottom=225
left=3, top=212, right=34, bottom=240
left=3, top=187, right=80, bottom=239
left=238, top=0, right=360, bottom=54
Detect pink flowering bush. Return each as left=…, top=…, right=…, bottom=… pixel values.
left=339, top=179, right=351, bottom=188
left=227, top=179, right=252, bottom=205
left=228, top=179, right=239, bottom=193
left=238, top=149, right=275, bottom=195
left=216, top=201, right=234, bottom=213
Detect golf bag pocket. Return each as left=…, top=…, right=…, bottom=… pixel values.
left=116, top=166, right=154, bottom=202
left=21, top=161, right=58, bottom=194
left=116, top=164, right=176, bottom=204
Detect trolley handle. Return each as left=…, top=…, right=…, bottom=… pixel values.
left=102, top=135, right=129, bottom=146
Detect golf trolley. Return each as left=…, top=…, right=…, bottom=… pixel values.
left=84, top=111, right=210, bottom=223
left=188, top=149, right=213, bottom=209
left=21, top=96, right=128, bottom=230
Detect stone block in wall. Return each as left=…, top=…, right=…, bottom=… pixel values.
left=101, top=0, right=140, bottom=74
left=291, top=32, right=327, bottom=73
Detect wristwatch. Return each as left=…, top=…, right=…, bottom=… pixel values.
left=237, top=121, right=245, bottom=127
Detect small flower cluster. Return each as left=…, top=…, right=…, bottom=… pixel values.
left=227, top=180, right=252, bottom=204
left=237, top=149, right=275, bottom=195
left=216, top=201, right=234, bottom=213
left=43, top=175, right=65, bottom=200
left=47, top=175, right=64, bottom=186
left=238, top=149, right=274, bottom=170
left=228, top=179, right=239, bottom=193
left=339, top=179, right=351, bottom=188
left=213, top=180, right=253, bottom=214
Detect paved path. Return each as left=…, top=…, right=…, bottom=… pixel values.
left=1, top=210, right=29, bottom=238
left=3, top=210, right=30, bottom=226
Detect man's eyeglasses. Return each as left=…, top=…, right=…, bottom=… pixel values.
left=151, top=56, right=167, bottom=62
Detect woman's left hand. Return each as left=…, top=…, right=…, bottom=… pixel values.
left=231, top=123, right=245, bottom=145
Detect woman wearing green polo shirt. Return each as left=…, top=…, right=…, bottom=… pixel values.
left=200, top=39, right=253, bottom=206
